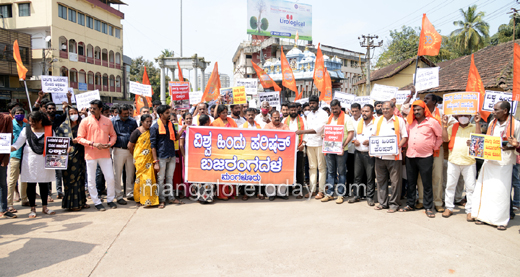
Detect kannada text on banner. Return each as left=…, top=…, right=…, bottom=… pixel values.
left=469, top=133, right=502, bottom=161
left=369, top=135, right=398, bottom=156
left=443, top=92, right=479, bottom=115
left=323, top=125, right=344, bottom=154
left=45, top=136, right=70, bottom=169
left=169, top=82, right=190, bottom=110
left=186, top=127, right=296, bottom=185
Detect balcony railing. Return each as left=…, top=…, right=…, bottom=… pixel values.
left=116, top=64, right=121, bottom=70
left=87, top=57, right=94, bottom=64
left=95, top=59, right=101, bottom=66
left=116, top=86, right=121, bottom=92
left=95, top=84, right=102, bottom=91
left=88, top=83, right=94, bottom=90
left=79, top=55, right=86, bottom=62
left=60, top=51, right=68, bottom=59
left=109, top=62, right=115, bottom=68
left=110, top=85, right=115, bottom=92
left=102, top=60, right=108, bottom=67
left=70, top=82, right=78, bottom=89
left=103, top=85, right=108, bottom=91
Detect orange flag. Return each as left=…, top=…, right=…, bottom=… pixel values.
left=134, top=66, right=153, bottom=117
left=320, top=68, right=333, bottom=103
left=313, top=43, right=326, bottom=96
left=513, top=43, right=520, bottom=101
left=295, top=31, right=299, bottom=45
left=280, top=46, right=298, bottom=95
left=251, top=61, right=281, bottom=92
left=177, top=61, right=184, bottom=81
left=294, top=89, right=302, bottom=101
left=466, top=54, right=489, bottom=122
left=201, top=62, right=221, bottom=103
left=13, top=40, right=28, bottom=80
left=417, top=14, right=442, bottom=56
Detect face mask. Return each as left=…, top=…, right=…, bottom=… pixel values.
left=458, top=116, right=470, bottom=125
left=14, top=114, right=24, bottom=121
left=81, top=114, right=86, bottom=119
left=261, top=108, right=269, bottom=115
left=304, top=111, right=311, bottom=116
left=437, top=104, right=444, bottom=111
left=70, top=114, right=79, bottom=122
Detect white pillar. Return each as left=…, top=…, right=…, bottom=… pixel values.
left=194, top=67, right=198, bottom=92
left=160, top=65, right=166, bottom=104
left=201, top=68, right=206, bottom=91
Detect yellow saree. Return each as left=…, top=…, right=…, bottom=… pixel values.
left=133, top=130, right=159, bottom=207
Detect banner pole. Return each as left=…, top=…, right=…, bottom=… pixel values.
left=23, top=79, right=32, bottom=112
left=412, top=55, right=420, bottom=100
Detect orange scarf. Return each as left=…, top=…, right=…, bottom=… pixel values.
left=406, top=100, right=434, bottom=125
left=42, top=125, right=53, bottom=157
left=432, top=107, right=441, bottom=125
left=376, top=116, right=400, bottom=160
left=243, top=121, right=261, bottom=129
left=211, top=117, right=237, bottom=128
left=284, top=115, right=305, bottom=146
left=487, top=118, right=515, bottom=139
left=157, top=118, right=176, bottom=141
left=448, top=123, right=459, bottom=151
left=327, top=111, right=345, bottom=125
left=357, top=118, right=374, bottom=134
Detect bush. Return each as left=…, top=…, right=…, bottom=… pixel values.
left=261, top=18, right=269, bottom=30
left=250, top=16, right=258, bottom=29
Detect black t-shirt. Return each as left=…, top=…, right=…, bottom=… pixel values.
left=129, top=129, right=142, bottom=144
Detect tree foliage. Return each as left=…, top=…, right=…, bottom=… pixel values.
left=129, top=56, right=170, bottom=102
left=450, top=5, right=489, bottom=55
left=490, top=15, right=520, bottom=45
left=376, top=26, right=419, bottom=68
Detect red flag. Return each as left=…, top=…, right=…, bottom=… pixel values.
left=13, top=40, right=28, bottom=80
left=177, top=61, right=184, bottom=81
left=134, top=66, right=153, bottom=117
left=201, top=62, right=221, bottom=103
left=251, top=61, right=281, bottom=91
left=513, top=43, right=520, bottom=101
left=466, top=54, right=489, bottom=122
left=280, top=46, right=298, bottom=95
left=320, top=68, right=333, bottom=103
left=313, top=43, right=326, bottom=96
left=417, top=14, right=442, bottom=56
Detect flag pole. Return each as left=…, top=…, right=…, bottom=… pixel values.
left=22, top=79, right=32, bottom=112
left=412, top=55, right=420, bottom=100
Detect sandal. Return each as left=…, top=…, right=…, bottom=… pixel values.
left=242, top=195, right=249, bottom=201
left=296, top=195, right=303, bottom=199
left=399, top=205, right=414, bottom=212
left=70, top=208, right=81, bottom=211
left=258, top=195, right=265, bottom=200
left=387, top=208, right=397, bottom=213
left=7, top=207, right=17, bottom=213
left=47, top=195, right=54, bottom=202
left=497, top=225, right=507, bottom=231
left=83, top=204, right=90, bottom=209
left=42, top=209, right=56, bottom=215
left=475, top=220, right=484, bottom=225
left=425, top=209, right=435, bottom=218
left=169, top=199, right=185, bottom=205
left=158, top=203, right=165, bottom=209
left=374, top=205, right=384, bottom=210
left=29, top=210, right=37, bottom=218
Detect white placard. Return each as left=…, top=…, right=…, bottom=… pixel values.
left=75, top=90, right=100, bottom=111
left=295, top=98, right=308, bottom=105
left=370, top=84, right=398, bottom=101
left=129, top=81, right=152, bottom=97
left=259, top=91, right=280, bottom=111
left=334, top=92, right=356, bottom=109
left=353, top=96, right=374, bottom=107
left=52, top=87, right=76, bottom=104
left=235, top=78, right=258, bottom=95
left=369, top=135, right=398, bottom=156
left=0, top=133, right=11, bottom=154
left=190, top=91, right=203, bottom=105
left=482, top=90, right=518, bottom=115
left=395, top=90, right=413, bottom=105
left=69, top=53, right=78, bottom=62
left=41, top=76, right=69, bottom=93
left=415, top=67, right=440, bottom=92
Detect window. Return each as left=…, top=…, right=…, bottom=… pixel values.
left=78, top=13, right=84, bottom=26
left=18, top=3, right=30, bottom=17
left=109, top=26, right=113, bottom=36
left=68, top=9, right=76, bottom=23
left=115, top=28, right=120, bottom=38
left=86, top=16, right=93, bottom=29
left=78, top=44, right=84, bottom=56
left=102, top=23, right=107, bottom=34
left=94, top=20, right=101, bottom=31
left=58, top=4, right=66, bottom=19
left=0, top=75, right=9, bottom=88
left=0, top=4, right=13, bottom=18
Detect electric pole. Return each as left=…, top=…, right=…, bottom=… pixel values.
left=180, top=0, right=183, bottom=57
left=358, top=34, right=383, bottom=96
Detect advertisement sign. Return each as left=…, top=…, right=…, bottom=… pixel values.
left=235, top=78, right=258, bottom=95
left=169, top=82, right=190, bottom=110
left=44, top=137, right=70, bottom=169
left=323, top=125, right=344, bottom=154
left=443, top=92, right=479, bottom=115
left=482, top=90, right=518, bottom=115
left=75, top=90, right=101, bottom=110
left=41, top=76, right=69, bottom=93
left=469, top=133, right=502, bottom=161
left=369, top=135, right=398, bottom=156
left=185, top=126, right=296, bottom=185
left=78, top=82, right=88, bottom=91
left=247, top=0, right=312, bottom=40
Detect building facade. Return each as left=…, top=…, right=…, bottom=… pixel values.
left=197, top=72, right=230, bottom=89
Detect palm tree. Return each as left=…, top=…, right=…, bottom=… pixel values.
left=450, top=5, right=489, bottom=55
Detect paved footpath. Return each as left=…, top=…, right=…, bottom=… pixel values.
left=1, top=196, right=519, bottom=276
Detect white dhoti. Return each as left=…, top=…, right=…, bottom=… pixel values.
left=471, top=161, right=512, bottom=227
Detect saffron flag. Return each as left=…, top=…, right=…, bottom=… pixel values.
left=513, top=43, right=520, bottom=101
left=466, top=54, right=490, bottom=122
left=251, top=61, right=281, bottom=92
left=320, top=68, right=333, bottom=103
left=280, top=46, right=298, bottom=95
left=13, top=40, right=28, bottom=80
left=177, top=61, right=184, bottom=81
left=134, top=66, right=153, bottom=117
left=295, top=31, right=299, bottom=44
left=201, top=62, right=221, bottom=103
left=313, top=43, right=326, bottom=96
left=417, top=14, right=442, bottom=56
left=294, top=89, right=302, bottom=101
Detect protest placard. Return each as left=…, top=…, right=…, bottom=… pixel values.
left=482, top=90, right=518, bottom=115
left=323, top=125, right=344, bottom=154
left=232, top=86, right=247, bottom=104
left=169, top=82, right=190, bottom=110
left=414, top=67, right=440, bottom=92
left=353, top=96, right=374, bottom=107
left=370, top=84, right=398, bottom=101
left=295, top=98, right=308, bottom=105
left=334, top=92, right=355, bottom=109
left=185, top=126, right=296, bottom=185
left=44, top=136, right=70, bottom=169
left=190, top=91, right=203, bottom=105
left=443, top=92, right=479, bottom=115
left=259, top=91, right=281, bottom=111
left=75, top=90, right=100, bottom=110
left=219, top=87, right=234, bottom=105
left=52, top=87, right=76, bottom=104
left=235, top=78, right=258, bottom=95
left=469, top=133, right=502, bottom=161
left=129, top=81, right=152, bottom=97
left=369, top=135, right=398, bottom=156
left=0, top=133, right=11, bottom=154
left=395, top=90, right=413, bottom=105
left=41, top=76, right=69, bottom=93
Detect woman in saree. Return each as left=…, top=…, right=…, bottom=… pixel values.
left=56, top=107, right=89, bottom=211
left=128, top=114, right=159, bottom=207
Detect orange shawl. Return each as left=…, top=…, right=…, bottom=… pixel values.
left=406, top=100, right=434, bottom=125
left=157, top=118, right=176, bottom=141
left=327, top=111, right=345, bottom=125
left=211, top=117, right=238, bottom=128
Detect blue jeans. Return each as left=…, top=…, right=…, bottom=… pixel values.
left=512, top=164, right=520, bottom=206
left=0, top=165, right=7, bottom=212
left=325, top=151, right=348, bottom=196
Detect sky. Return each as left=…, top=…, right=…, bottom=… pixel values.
left=119, top=0, right=517, bottom=85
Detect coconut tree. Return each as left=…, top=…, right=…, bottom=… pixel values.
left=450, top=5, right=489, bottom=55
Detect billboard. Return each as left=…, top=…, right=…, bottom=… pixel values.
left=247, top=0, right=312, bottom=40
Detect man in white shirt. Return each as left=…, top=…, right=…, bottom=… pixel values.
left=349, top=104, right=376, bottom=205
left=255, top=101, right=271, bottom=128
left=240, top=108, right=262, bottom=129
left=347, top=103, right=362, bottom=187
left=372, top=101, right=408, bottom=212
left=285, top=102, right=307, bottom=199
left=231, top=104, right=246, bottom=126
left=295, top=95, right=328, bottom=199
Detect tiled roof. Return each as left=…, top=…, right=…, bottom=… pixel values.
left=355, top=56, right=435, bottom=85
